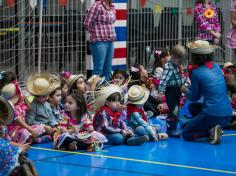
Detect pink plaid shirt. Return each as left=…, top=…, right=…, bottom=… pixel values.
left=194, top=3, right=221, bottom=41
left=84, top=0, right=116, bottom=42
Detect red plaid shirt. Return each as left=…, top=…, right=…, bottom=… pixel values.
left=84, top=0, right=116, bottom=42
left=194, top=3, right=221, bottom=41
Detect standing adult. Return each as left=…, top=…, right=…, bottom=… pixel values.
left=227, top=0, right=236, bottom=57
left=181, top=40, right=232, bottom=145
left=84, top=0, right=116, bottom=80
left=194, top=0, right=221, bottom=44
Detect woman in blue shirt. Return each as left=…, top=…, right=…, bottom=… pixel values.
left=181, top=40, right=232, bottom=144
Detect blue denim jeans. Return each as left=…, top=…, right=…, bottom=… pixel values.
left=107, top=134, right=125, bottom=145
left=182, top=111, right=231, bottom=141
left=90, top=41, right=114, bottom=80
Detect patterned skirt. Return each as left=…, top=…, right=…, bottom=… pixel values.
left=227, top=27, right=236, bottom=49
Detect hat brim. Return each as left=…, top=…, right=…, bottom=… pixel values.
left=9, top=95, right=19, bottom=105
left=127, top=86, right=150, bottom=105
left=27, top=73, right=61, bottom=96
left=0, top=96, right=14, bottom=125
left=93, top=85, right=122, bottom=111
left=189, top=47, right=216, bottom=54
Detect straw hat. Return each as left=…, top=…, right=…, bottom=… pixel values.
left=91, top=84, right=122, bottom=111
left=128, top=85, right=150, bottom=105
left=27, top=73, right=61, bottom=96
left=66, top=74, right=85, bottom=91
left=223, top=62, right=234, bottom=69
left=0, top=96, right=14, bottom=125
left=1, top=83, right=19, bottom=105
left=87, top=75, right=106, bottom=87
left=186, top=40, right=217, bottom=54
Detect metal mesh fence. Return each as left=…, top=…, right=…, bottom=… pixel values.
left=0, top=0, right=233, bottom=82
left=127, top=0, right=232, bottom=71
left=0, top=0, right=87, bottom=82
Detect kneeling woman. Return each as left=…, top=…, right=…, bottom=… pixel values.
left=181, top=40, right=232, bottom=144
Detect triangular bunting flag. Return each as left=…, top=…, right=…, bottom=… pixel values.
left=154, top=4, right=162, bottom=14
left=6, top=0, right=15, bottom=7
left=140, top=0, right=146, bottom=8
left=59, top=0, right=67, bottom=6
left=186, top=7, right=193, bottom=16
left=171, top=8, right=178, bottom=15
left=30, top=0, right=37, bottom=9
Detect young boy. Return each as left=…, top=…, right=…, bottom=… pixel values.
left=158, top=44, right=187, bottom=137
left=25, top=74, right=60, bottom=131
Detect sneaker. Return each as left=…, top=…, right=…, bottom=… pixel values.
left=127, top=135, right=149, bottom=146
left=209, top=125, right=222, bottom=145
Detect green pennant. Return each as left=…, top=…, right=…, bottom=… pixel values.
left=214, top=0, right=219, bottom=4
left=171, top=8, right=178, bottom=15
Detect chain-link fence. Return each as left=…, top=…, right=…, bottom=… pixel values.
left=0, top=0, right=233, bottom=82
left=0, top=0, right=87, bottom=82
left=127, top=0, right=232, bottom=71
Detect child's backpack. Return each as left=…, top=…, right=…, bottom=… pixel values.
left=10, top=152, right=38, bottom=176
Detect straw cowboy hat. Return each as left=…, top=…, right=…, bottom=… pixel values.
left=223, top=62, right=234, bottom=69
left=128, top=85, right=150, bottom=105
left=27, top=73, right=61, bottom=96
left=66, top=74, right=85, bottom=91
left=91, top=84, right=122, bottom=111
left=87, top=75, right=106, bottom=88
left=1, top=83, right=19, bottom=105
left=186, top=40, right=217, bottom=54
left=0, top=96, right=14, bottom=125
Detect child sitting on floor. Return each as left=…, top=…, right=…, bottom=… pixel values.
left=127, top=85, right=168, bottom=141
left=1, top=83, right=52, bottom=144
left=26, top=73, right=59, bottom=135
left=53, top=92, right=107, bottom=151
left=93, top=85, right=149, bottom=146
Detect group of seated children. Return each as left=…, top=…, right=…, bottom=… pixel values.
left=1, top=42, right=236, bottom=157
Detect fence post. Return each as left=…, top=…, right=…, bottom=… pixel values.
left=178, top=0, right=183, bottom=44
left=38, top=0, right=43, bottom=74
left=19, top=0, right=25, bottom=82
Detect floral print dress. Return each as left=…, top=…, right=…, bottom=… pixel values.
left=7, top=102, right=45, bottom=144
left=0, top=125, right=20, bottom=176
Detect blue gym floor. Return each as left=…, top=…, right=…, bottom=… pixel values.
left=29, top=130, right=236, bottom=176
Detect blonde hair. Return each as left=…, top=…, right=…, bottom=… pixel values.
left=171, top=44, right=186, bottom=59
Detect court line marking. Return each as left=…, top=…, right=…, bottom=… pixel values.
left=39, top=160, right=163, bottom=176
left=222, top=134, right=236, bottom=137
left=31, top=146, right=236, bottom=175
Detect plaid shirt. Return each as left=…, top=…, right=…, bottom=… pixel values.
left=194, top=3, right=221, bottom=41
left=159, top=60, right=184, bottom=93
left=84, top=0, right=116, bottom=42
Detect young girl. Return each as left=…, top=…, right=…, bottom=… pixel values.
left=48, top=86, right=64, bottom=122
left=0, top=70, right=17, bottom=91
left=1, top=83, right=52, bottom=144
left=152, top=48, right=170, bottom=81
left=127, top=85, right=168, bottom=142
left=111, top=69, right=127, bottom=86
left=53, top=92, right=107, bottom=151
left=93, top=85, right=149, bottom=146
left=111, top=69, right=129, bottom=107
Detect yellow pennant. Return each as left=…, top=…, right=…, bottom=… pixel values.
left=155, top=4, right=162, bottom=14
